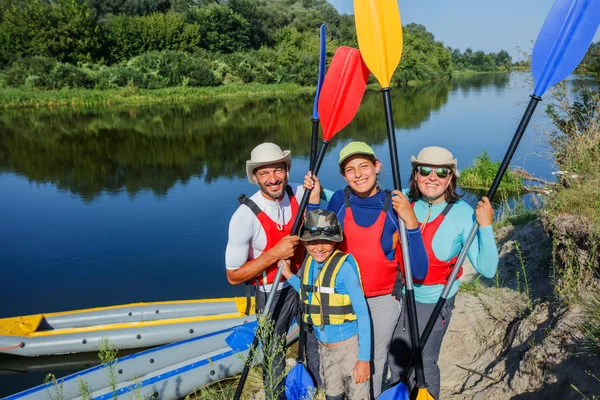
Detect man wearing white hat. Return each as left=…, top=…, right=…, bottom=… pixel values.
left=225, top=142, right=321, bottom=398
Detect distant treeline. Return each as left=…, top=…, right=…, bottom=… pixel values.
left=449, top=48, right=513, bottom=72
left=0, top=0, right=515, bottom=91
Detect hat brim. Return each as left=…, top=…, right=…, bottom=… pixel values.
left=300, top=231, right=344, bottom=243
left=338, top=151, right=376, bottom=166
left=246, top=151, right=292, bottom=183
left=410, top=155, right=460, bottom=178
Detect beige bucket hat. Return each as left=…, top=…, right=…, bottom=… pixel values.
left=246, top=142, right=292, bottom=183
left=410, top=146, right=460, bottom=177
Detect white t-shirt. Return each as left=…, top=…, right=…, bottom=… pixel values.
left=225, top=184, right=306, bottom=292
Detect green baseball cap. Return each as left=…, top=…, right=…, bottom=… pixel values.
left=338, top=141, right=377, bottom=166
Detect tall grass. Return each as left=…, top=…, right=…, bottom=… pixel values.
left=545, top=85, right=600, bottom=303
left=0, top=83, right=313, bottom=109
left=459, top=151, right=524, bottom=194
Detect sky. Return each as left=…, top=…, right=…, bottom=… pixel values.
left=328, top=0, right=600, bottom=60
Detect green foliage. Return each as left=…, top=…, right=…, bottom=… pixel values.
left=0, top=0, right=101, bottom=66
left=451, top=47, right=513, bottom=72
left=44, top=373, right=65, bottom=400
left=459, top=151, right=524, bottom=194
left=393, top=23, right=453, bottom=86
left=101, top=12, right=201, bottom=63
left=582, top=294, right=600, bottom=357
left=578, top=41, right=600, bottom=76
left=88, top=0, right=171, bottom=16
left=0, top=0, right=460, bottom=90
left=99, top=337, right=119, bottom=398
left=189, top=4, right=250, bottom=53
left=126, top=50, right=221, bottom=88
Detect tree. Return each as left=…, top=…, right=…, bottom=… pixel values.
left=189, top=4, right=250, bottom=53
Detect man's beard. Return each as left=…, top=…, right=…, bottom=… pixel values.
left=257, top=175, right=288, bottom=201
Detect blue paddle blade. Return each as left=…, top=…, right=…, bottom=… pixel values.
left=312, top=24, right=327, bottom=120
left=285, top=364, right=315, bottom=400
left=532, top=0, right=600, bottom=97
left=377, top=383, right=410, bottom=400
left=225, top=321, right=259, bottom=352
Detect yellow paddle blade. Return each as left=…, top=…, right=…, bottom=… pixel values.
left=412, top=387, right=436, bottom=400
left=354, top=0, right=403, bottom=88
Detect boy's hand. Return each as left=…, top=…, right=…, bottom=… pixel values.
left=353, top=360, right=370, bottom=384
left=278, top=260, right=292, bottom=279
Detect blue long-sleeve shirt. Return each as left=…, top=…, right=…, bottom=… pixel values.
left=308, top=188, right=428, bottom=280
left=287, top=255, right=371, bottom=361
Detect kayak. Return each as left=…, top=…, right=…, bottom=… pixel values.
left=0, top=297, right=254, bottom=357
left=3, top=319, right=299, bottom=400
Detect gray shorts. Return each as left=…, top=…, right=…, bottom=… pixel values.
left=318, top=335, right=370, bottom=400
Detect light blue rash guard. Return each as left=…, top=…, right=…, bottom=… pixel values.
left=287, top=255, right=372, bottom=361
left=407, top=190, right=499, bottom=304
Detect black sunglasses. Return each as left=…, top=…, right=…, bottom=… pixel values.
left=305, top=226, right=339, bottom=237
left=417, top=166, right=451, bottom=179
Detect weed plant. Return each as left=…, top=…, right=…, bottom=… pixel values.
left=44, top=374, right=65, bottom=400
left=459, top=151, right=524, bottom=195
left=98, top=337, right=119, bottom=398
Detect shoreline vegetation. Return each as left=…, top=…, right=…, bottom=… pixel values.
left=0, top=0, right=524, bottom=111
left=0, top=83, right=315, bottom=109
left=0, top=71, right=513, bottom=110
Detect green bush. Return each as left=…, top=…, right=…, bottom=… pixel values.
left=94, top=65, right=147, bottom=89
left=189, top=4, right=251, bottom=53
left=50, top=62, right=95, bottom=89
left=101, top=12, right=201, bottom=63
left=4, top=57, right=58, bottom=87
left=126, top=51, right=221, bottom=88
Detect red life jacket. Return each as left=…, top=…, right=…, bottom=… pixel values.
left=403, top=201, right=461, bottom=285
left=237, top=185, right=305, bottom=286
left=340, top=188, right=401, bottom=297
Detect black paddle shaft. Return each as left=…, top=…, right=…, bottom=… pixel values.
left=420, top=95, right=541, bottom=347
left=382, top=88, right=403, bottom=191
left=382, top=87, right=427, bottom=389
left=234, top=141, right=329, bottom=399
left=310, top=119, right=319, bottom=171
left=400, top=95, right=542, bottom=385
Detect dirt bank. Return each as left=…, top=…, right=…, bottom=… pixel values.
left=439, top=220, right=600, bottom=399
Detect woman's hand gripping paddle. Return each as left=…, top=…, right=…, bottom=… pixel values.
left=233, top=46, right=369, bottom=400
left=355, top=1, right=433, bottom=399
left=400, top=0, right=600, bottom=389
left=310, top=24, right=327, bottom=171
left=286, top=24, right=328, bottom=400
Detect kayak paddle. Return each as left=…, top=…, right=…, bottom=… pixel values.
left=355, top=1, right=433, bottom=399
left=233, top=46, right=370, bottom=400
left=285, top=23, right=327, bottom=400
left=310, top=24, right=327, bottom=171
left=401, top=0, right=600, bottom=386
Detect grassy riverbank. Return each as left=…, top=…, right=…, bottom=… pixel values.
left=0, top=83, right=314, bottom=110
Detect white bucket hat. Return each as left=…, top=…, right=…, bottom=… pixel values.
left=246, top=142, right=292, bottom=183
left=410, top=146, right=460, bottom=177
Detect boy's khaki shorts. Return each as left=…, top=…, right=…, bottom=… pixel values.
left=318, top=335, right=370, bottom=400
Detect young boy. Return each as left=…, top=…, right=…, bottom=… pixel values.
left=281, top=209, right=371, bottom=400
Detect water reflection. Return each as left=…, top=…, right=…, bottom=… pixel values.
left=0, top=75, right=505, bottom=201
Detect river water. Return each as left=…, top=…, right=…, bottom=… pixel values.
left=0, top=72, right=591, bottom=395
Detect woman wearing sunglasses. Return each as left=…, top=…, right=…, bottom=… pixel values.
left=303, top=141, right=428, bottom=399
left=387, top=146, right=499, bottom=399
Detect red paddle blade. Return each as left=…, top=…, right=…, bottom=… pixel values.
left=317, top=46, right=370, bottom=141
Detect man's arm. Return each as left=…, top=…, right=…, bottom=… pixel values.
left=225, top=203, right=301, bottom=285
left=226, top=235, right=300, bottom=285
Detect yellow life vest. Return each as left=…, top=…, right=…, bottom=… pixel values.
left=300, top=250, right=362, bottom=328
